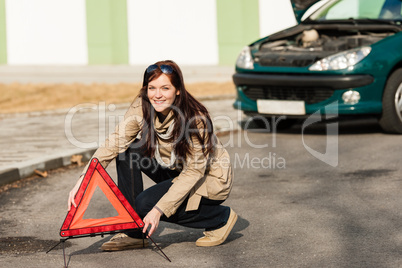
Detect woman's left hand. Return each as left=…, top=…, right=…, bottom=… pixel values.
left=143, top=207, right=162, bottom=237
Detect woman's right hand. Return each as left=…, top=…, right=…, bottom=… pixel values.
left=68, top=175, right=84, bottom=211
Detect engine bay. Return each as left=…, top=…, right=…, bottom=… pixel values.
left=255, top=26, right=395, bottom=67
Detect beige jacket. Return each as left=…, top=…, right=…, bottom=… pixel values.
left=83, top=97, right=233, bottom=218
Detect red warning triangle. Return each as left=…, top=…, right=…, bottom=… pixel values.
left=60, top=158, right=144, bottom=237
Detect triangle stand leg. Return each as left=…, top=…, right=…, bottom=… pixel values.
left=46, top=238, right=69, bottom=268
left=62, top=239, right=67, bottom=268
left=147, top=235, right=171, bottom=262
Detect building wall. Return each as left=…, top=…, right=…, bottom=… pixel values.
left=0, top=0, right=296, bottom=66
left=127, top=0, right=219, bottom=65
left=5, top=0, right=88, bottom=65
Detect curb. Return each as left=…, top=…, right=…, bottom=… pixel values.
left=0, top=149, right=96, bottom=187
left=0, top=94, right=238, bottom=187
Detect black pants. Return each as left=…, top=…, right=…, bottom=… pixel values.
left=116, top=142, right=230, bottom=237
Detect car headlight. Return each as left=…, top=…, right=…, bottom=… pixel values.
left=309, top=46, right=372, bottom=71
left=236, top=46, right=254, bottom=69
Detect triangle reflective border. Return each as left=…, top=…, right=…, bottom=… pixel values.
left=60, top=158, right=144, bottom=237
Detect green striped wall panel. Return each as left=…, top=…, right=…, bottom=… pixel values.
left=86, top=0, right=129, bottom=64
left=0, top=0, right=7, bottom=64
left=216, top=0, right=260, bottom=65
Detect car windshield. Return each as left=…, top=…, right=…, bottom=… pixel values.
left=306, top=0, right=402, bottom=22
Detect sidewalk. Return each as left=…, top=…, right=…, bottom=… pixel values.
left=0, top=65, right=235, bottom=84
left=0, top=65, right=242, bottom=186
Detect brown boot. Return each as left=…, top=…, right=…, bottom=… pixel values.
left=100, top=233, right=149, bottom=251
left=196, top=208, right=238, bottom=247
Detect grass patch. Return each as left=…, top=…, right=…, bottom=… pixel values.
left=0, top=82, right=235, bottom=114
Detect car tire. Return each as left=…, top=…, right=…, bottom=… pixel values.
left=379, top=68, right=402, bottom=134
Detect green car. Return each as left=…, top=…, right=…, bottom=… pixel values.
left=233, top=0, right=402, bottom=133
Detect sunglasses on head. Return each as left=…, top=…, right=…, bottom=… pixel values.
left=146, top=64, right=174, bottom=74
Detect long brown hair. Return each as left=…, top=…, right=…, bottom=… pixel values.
left=139, top=60, right=214, bottom=159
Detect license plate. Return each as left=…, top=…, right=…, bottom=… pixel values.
left=257, top=99, right=306, bottom=115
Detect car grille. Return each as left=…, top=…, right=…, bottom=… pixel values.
left=243, top=86, right=335, bottom=104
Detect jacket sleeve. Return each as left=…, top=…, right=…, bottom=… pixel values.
left=81, top=101, right=143, bottom=174
left=155, top=121, right=210, bottom=218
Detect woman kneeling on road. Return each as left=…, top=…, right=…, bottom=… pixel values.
left=67, top=60, right=237, bottom=250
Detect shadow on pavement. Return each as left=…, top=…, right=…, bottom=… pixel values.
left=240, top=117, right=384, bottom=135
left=67, top=216, right=249, bottom=257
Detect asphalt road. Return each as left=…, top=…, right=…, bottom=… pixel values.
left=1, top=118, right=402, bottom=268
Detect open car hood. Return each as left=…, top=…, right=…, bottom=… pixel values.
left=291, top=0, right=323, bottom=22
left=291, top=0, right=322, bottom=10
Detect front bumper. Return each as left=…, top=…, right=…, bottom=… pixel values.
left=233, top=72, right=383, bottom=116
left=233, top=73, right=374, bottom=89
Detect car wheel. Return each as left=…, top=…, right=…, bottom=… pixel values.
left=379, top=68, right=402, bottom=134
